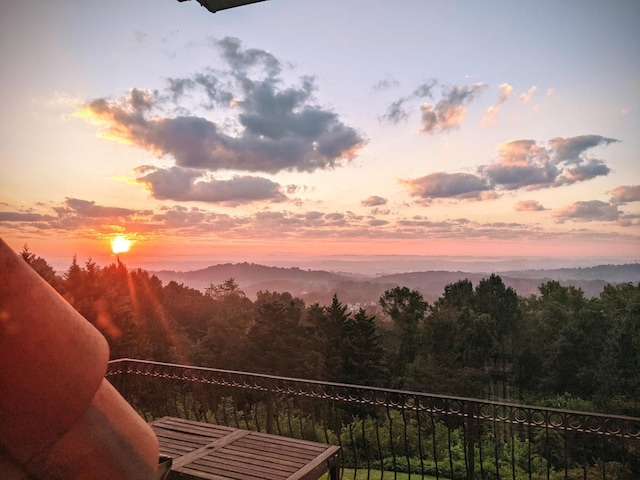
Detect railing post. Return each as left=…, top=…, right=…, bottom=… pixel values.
left=265, top=379, right=274, bottom=435
left=465, top=402, right=479, bottom=480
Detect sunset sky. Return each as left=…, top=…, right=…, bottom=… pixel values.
left=1, top=0, right=639, bottom=270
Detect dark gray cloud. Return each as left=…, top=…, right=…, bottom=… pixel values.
left=559, top=159, right=611, bottom=185
left=216, top=36, right=282, bottom=78
left=129, top=88, right=154, bottom=112
left=553, top=200, right=622, bottom=222
left=135, top=166, right=286, bottom=203
left=361, top=195, right=387, bottom=207
left=81, top=37, right=365, bottom=175
left=482, top=162, right=559, bottom=190
left=549, top=135, right=619, bottom=164
left=608, top=185, right=640, bottom=204
left=402, top=172, right=491, bottom=200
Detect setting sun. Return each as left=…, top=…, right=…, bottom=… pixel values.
left=110, top=235, right=133, bottom=255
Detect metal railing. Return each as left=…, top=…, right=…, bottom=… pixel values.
left=107, top=359, right=640, bottom=480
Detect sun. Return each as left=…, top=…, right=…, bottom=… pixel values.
left=110, top=235, right=133, bottom=255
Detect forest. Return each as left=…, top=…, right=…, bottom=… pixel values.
left=22, top=246, right=640, bottom=417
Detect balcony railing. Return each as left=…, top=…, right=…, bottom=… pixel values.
left=106, top=358, right=640, bottom=480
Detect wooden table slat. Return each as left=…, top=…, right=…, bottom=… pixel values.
left=150, top=417, right=340, bottom=480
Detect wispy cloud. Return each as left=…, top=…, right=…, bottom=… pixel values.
left=518, top=85, right=538, bottom=104
left=515, top=200, right=546, bottom=211
left=371, top=77, right=401, bottom=92
left=2, top=195, right=636, bottom=247
left=379, top=80, right=437, bottom=124
left=380, top=80, right=486, bottom=133
left=361, top=195, right=387, bottom=207
left=482, top=83, right=513, bottom=126
left=420, top=83, right=487, bottom=133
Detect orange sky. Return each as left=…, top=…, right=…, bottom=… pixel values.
left=1, top=2, right=639, bottom=271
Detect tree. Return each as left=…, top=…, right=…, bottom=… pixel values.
left=474, top=274, right=518, bottom=340
left=517, top=281, right=600, bottom=400
left=163, top=281, right=215, bottom=340
left=246, top=291, right=310, bottom=377
left=474, top=275, right=519, bottom=399
left=342, top=308, right=387, bottom=386
left=311, top=294, right=350, bottom=382
left=425, top=279, right=491, bottom=396
left=193, top=278, right=253, bottom=369
left=379, top=287, right=428, bottom=387
left=20, top=244, right=63, bottom=291
left=597, top=282, right=640, bottom=411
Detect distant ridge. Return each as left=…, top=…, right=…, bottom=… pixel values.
left=151, top=262, right=639, bottom=303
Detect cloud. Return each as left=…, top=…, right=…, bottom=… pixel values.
left=553, top=200, right=622, bottom=223
left=368, top=219, right=389, bottom=227
left=518, top=86, right=538, bottom=104
left=0, top=212, right=56, bottom=222
left=0, top=198, right=155, bottom=234
left=3, top=195, right=637, bottom=247
left=481, top=139, right=557, bottom=189
left=514, top=200, right=546, bottom=211
left=420, top=83, right=486, bottom=133
left=216, top=36, right=282, bottom=78
left=361, top=195, right=387, bottom=207
left=135, top=166, right=287, bottom=204
left=78, top=37, right=366, bottom=175
left=558, top=159, right=611, bottom=185
left=548, top=135, right=619, bottom=164
left=379, top=80, right=436, bottom=124
left=482, top=83, right=513, bottom=126
left=54, top=198, right=143, bottom=218
left=608, top=185, right=640, bottom=204
left=403, top=134, right=618, bottom=201
left=482, top=136, right=615, bottom=190
left=372, top=78, right=400, bottom=92
left=402, top=172, right=490, bottom=200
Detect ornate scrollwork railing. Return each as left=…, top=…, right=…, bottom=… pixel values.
left=107, top=358, right=640, bottom=439
left=108, top=358, right=640, bottom=478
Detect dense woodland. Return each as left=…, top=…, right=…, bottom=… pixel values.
left=22, top=247, right=640, bottom=416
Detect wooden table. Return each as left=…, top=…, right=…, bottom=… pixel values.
left=151, top=417, right=341, bottom=480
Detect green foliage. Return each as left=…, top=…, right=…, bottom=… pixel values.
left=23, top=248, right=640, bottom=415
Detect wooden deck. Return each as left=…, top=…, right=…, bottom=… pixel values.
left=151, top=417, right=341, bottom=480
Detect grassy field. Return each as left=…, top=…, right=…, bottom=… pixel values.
left=319, top=469, right=442, bottom=480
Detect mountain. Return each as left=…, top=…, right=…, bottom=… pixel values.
left=151, top=262, right=639, bottom=304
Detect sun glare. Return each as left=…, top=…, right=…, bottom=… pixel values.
left=111, top=235, right=133, bottom=255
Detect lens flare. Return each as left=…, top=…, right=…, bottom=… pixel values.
left=110, top=235, right=132, bottom=254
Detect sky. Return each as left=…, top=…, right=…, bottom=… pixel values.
left=1, top=0, right=639, bottom=270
